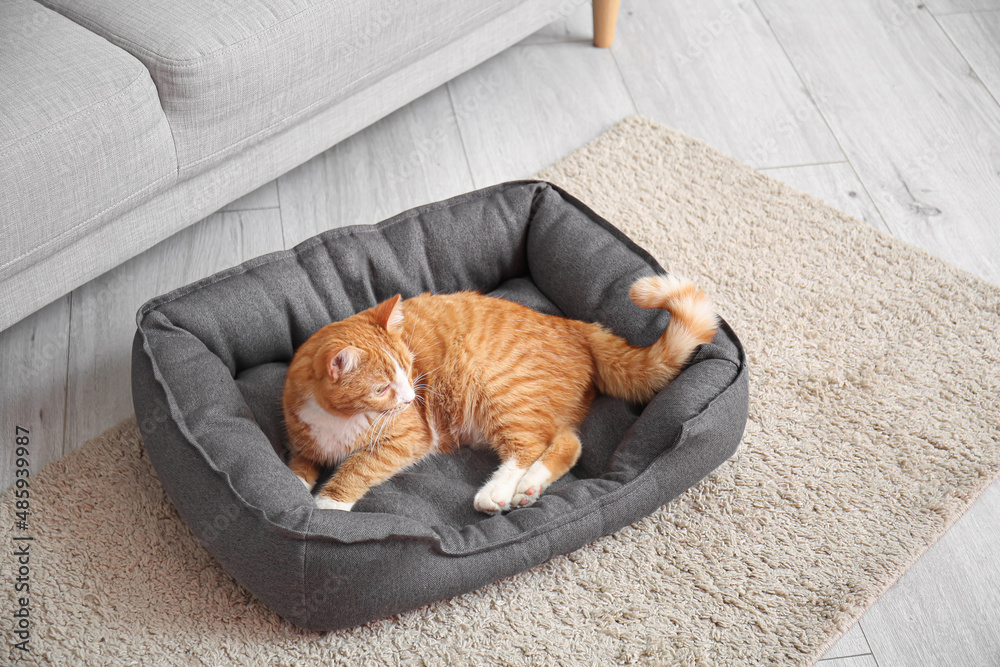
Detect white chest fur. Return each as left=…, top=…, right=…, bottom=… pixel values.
left=297, top=396, right=373, bottom=465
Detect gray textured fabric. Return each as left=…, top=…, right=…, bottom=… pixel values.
left=1, top=0, right=569, bottom=331
left=38, top=0, right=525, bottom=176
left=132, top=181, right=749, bottom=631
left=0, top=0, right=176, bottom=284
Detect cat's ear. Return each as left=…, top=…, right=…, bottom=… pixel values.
left=372, top=294, right=404, bottom=334
left=327, top=346, right=361, bottom=381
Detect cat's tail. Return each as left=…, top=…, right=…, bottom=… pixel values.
left=587, top=274, right=718, bottom=403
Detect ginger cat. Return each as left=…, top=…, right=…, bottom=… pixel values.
left=282, top=275, right=718, bottom=514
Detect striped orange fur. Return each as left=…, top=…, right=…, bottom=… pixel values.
left=282, top=275, right=718, bottom=514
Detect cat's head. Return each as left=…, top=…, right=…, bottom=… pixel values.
left=309, top=295, right=416, bottom=415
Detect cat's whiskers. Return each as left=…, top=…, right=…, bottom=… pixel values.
left=375, top=406, right=406, bottom=451
left=408, top=327, right=443, bottom=358
left=374, top=409, right=396, bottom=448
left=413, top=381, right=444, bottom=401
left=360, top=402, right=411, bottom=454
left=411, top=389, right=431, bottom=410
left=360, top=409, right=392, bottom=452
left=384, top=410, right=402, bottom=448
left=412, top=367, right=445, bottom=392
left=412, top=368, right=442, bottom=383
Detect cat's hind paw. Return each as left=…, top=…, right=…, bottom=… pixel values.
left=511, top=487, right=543, bottom=508
left=511, top=461, right=552, bottom=508
left=473, top=486, right=512, bottom=514
left=315, top=497, right=355, bottom=511
left=473, top=460, right=527, bottom=514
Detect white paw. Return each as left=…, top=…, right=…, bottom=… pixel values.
left=299, top=476, right=315, bottom=493
left=474, top=460, right=527, bottom=514
left=473, top=486, right=508, bottom=514
left=511, top=461, right=552, bottom=509
left=315, top=496, right=355, bottom=511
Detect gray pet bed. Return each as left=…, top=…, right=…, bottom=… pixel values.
left=131, top=180, right=749, bottom=631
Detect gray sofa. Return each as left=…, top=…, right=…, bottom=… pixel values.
left=0, top=0, right=594, bottom=331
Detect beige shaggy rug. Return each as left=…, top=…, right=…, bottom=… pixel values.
left=4, top=116, right=1000, bottom=665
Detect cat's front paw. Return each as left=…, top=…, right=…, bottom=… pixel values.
left=299, top=476, right=315, bottom=493
left=315, top=496, right=355, bottom=511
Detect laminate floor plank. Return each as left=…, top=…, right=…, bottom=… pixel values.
left=277, top=86, right=472, bottom=248
left=0, top=298, right=69, bottom=490
left=818, top=622, right=874, bottom=661
left=448, top=41, right=635, bottom=188
left=763, top=162, right=890, bottom=234
left=611, top=0, right=844, bottom=169
left=519, top=0, right=594, bottom=45
left=222, top=180, right=280, bottom=212
left=757, top=0, right=1000, bottom=286
left=816, top=655, right=878, bottom=667
left=924, top=0, right=1000, bottom=14
left=63, top=210, right=284, bottom=452
left=938, top=10, right=1000, bottom=102
left=858, top=480, right=1000, bottom=666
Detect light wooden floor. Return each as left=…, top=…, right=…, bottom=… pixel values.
left=3, top=1, right=999, bottom=663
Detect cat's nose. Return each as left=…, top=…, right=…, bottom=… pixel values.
left=399, top=385, right=416, bottom=404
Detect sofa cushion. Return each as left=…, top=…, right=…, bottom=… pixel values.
left=131, top=180, right=749, bottom=630
left=39, top=0, right=527, bottom=178
left=0, top=0, right=176, bottom=290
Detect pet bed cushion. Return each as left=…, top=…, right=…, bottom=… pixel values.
left=131, top=180, right=749, bottom=631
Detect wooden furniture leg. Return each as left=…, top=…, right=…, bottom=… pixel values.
left=593, top=0, right=621, bottom=48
